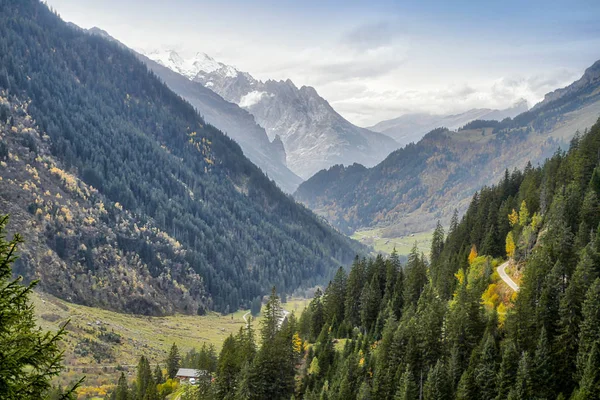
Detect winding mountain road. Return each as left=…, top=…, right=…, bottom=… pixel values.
left=498, top=260, right=519, bottom=292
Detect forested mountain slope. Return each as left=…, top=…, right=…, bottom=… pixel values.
left=295, top=60, right=600, bottom=236
left=292, top=116, right=600, bottom=400
left=176, top=117, right=600, bottom=400
left=0, top=0, right=363, bottom=315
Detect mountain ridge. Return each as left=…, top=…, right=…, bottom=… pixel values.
left=144, top=49, right=398, bottom=180
left=368, top=99, right=529, bottom=148
left=295, top=60, right=600, bottom=236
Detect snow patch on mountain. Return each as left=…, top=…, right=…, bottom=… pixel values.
left=145, top=50, right=238, bottom=81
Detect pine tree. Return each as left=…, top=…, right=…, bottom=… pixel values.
left=323, top=267, right=347, bottom=330
left=394, top=365, right=418, bottom=400
left=166, top=343, right=181, bottom=379
left=508, top=352, right=532, bottom=400
left=153, top=364, right=163, bottom=385
left=143, top=380, right=159, bottom=400
left=532, top=328, right=554, bottom=399
left=216, top=335, right=241, bottom=399
left=423, top=360, right=450, bottom=400
left=357, top=381, right=372, bottom=400
left=382, top=259, right=398, bottom=305
left=250, top=296, right=262, bottom=317
left=345, top=257, right=366, bottom=328
left=495, top=341, right=518, bottom=400
left=455, top=368, right=477, bottom=400
left=136, top=356, right=155, bottom=400
left=576, top=279, right=600, bottom=379
left=261, top=287, right=283, bottom=342
left=403, top=245, right=427, bottom=306
left=371, top=315, right=398, bottom=399
left=391, top=257, right=405, bottom=320
left=537, top=261, right=563, bottom=339
left=430, top=221, right=445, bottom=266
left=575, top=342, right=600, bottom=400
left=237, top=320, right=257, bottom=366
left=248, top=287, right=295, bottom=400
left=309, top=288, right=325, bottom=341
left=111, top=372, right=130, bottom=400
left=475, top=335, right=498, bottom=399
left=360, top=272, right=382, bottom=334
left=557, top=244, right=599, bottom=390
left=234, top=362, right=252, bottom=400
left=447, top=344, right=463, bottom=390
left=588, top=165, right=600, bottom=197
left=0, top=215, right=80, bottom=399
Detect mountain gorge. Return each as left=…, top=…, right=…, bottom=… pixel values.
left=0, top=0, right=363, bottom=315
left=295, top=62, right=600, bottom=236
left=144, top=50, right=398, bottom=180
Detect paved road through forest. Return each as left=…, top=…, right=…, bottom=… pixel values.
left=498, top=260, right=519, bottom=291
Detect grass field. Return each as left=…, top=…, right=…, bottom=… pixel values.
left=351, top=227, right=433, bottom=256
left=32, top=291, right=309, bottom=394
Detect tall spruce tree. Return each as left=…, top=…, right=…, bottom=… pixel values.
left=508, top=352, right=532, bottom=400
left=323, top=267, right=347, bottom=330
left=395, top=365, right=419, bottom=400
left=110, top=372, right=130, bottom=400
left=166, top=343, right=181, bottom=379
left=423, top=360, right=450, bottom=400
left=576, top=278, right=600, bottom=379
left=575, top=342, right=600, bottom=400
left=136, top=356, right=155, bottom=400
left=496, top=341, right=518, bottom=400
left=216, top=335, right=240, bottom=400
left=0, top=215, right=80, bottom=399
left=153, top=364, right=164, bottom=385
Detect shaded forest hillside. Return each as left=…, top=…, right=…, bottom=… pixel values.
left=0, top=0, right=363, bottom=314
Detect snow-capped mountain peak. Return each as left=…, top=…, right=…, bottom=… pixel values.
left=142, top=49, right=396, bottom=179
left=145, top=49, right=239, bottom=80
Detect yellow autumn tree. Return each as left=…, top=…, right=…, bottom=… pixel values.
left=519, top=200, right=529, bottom=226
left=506, top=232, right=516, bottom=258
left=531, top=212, right=542, bottom=230
left=468, top=245, right=478, bottom=265
left=508, top=209, right=519, bottom=226
left=497, top=302, right=507, bottom=325
left=309, top=356, right=320, bottom=375
left=292, top=332, right=302, bottom=358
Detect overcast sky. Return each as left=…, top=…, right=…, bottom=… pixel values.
left=47, top=0, right=600, bottom=127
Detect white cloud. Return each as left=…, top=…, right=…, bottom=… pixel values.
left=46, top=0, right=598, bottom=128
left=328, top=68, right=581, bottom=126
left=239, top=91, right=270, bottom=108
